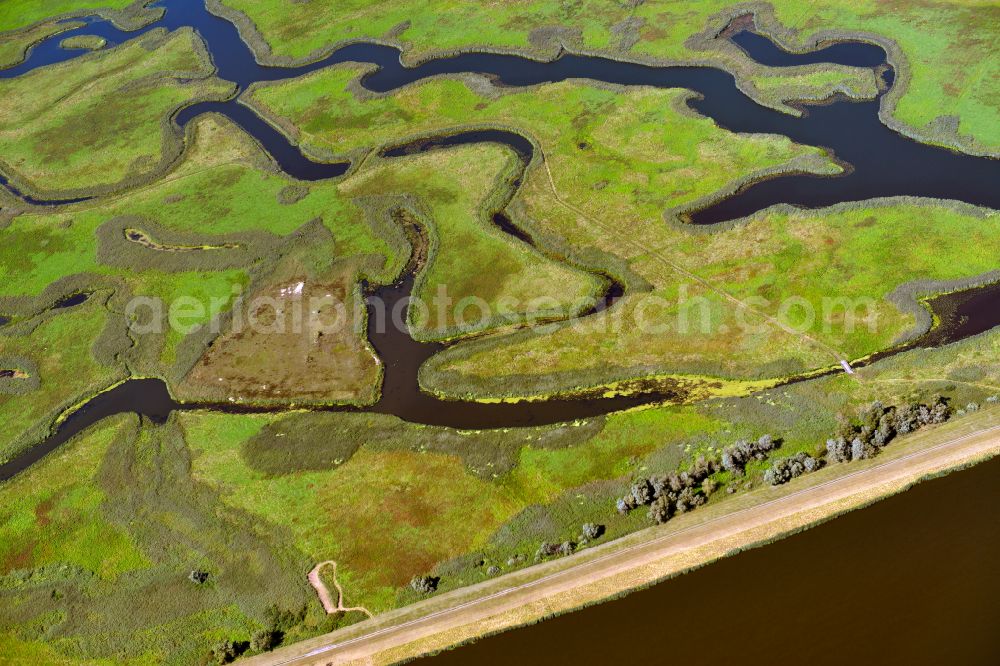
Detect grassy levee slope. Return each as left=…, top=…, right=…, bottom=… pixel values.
left=0, top=27, right=234, bottom=198
left=218, top=0, right=999, bottom=154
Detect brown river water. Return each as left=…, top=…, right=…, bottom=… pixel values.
left=420, top=455, right=1000, bottom=665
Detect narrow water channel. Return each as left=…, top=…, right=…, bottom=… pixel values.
left=419, top=455, right=1000, bottom=666
left=2, top=272, right=998, bottom=482
left=2, top=0, right=1000, bottom=480
left=5, top=0, right=1000, bottom=218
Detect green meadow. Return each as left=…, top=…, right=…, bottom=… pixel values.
left=424, top=199, right=999, bottom=399
left=0, top=302, right=127, bottom=464
left=0, top=0, right=131, bottom=32
left=0, top=27, right=233, bottom=196
left=247, top=60, right=999, bottom=398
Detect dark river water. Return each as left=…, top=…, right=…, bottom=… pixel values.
left=420, top=455, right=1000, bottom=666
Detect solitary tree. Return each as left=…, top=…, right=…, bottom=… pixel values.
left=410, top=575, right=439, bottom=594
left=250, top=629, right=280, bottom=654
left=582, top=523, right=605, bottom=540
left=648, top=495, right=673, bottom=524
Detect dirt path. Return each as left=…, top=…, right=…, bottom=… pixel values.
left=307, top=561, right=373, bottom=618
left=869, top=377, right=1000, bottom=393
left=248, top=419, right=1000, bottom=666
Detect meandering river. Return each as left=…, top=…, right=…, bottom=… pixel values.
left=1, top=0, right=1000, bottom=481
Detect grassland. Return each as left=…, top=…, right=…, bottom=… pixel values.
left=246, top=63, right=891, bottom=375
left=0, top=0, right=132, bottom=32
left=424, top=199, right=1000, bottom=399
left=0, top=416, right=148, bottom=579
left=217, top=0, right=999, bottom=153
left=408, top=327, right=1000, bottom=604
left=273, top=409, right=1000, bottom=666
left=176, top=406, right=718, bottom=612
left=0, top=109, right=401, bottom=404
left=0, top=109, right=603, bottom=459
left=0, top=1, right=997, bottom=662
left=243, top=62, right=838, bottom=184
left=226, top=323, right=1000, bottom=574
left=182, top=411, right=523, bottom=612
left=0, top=27, right=233, bottom=197
left=335, top=143, right=602, bottom=341
left=0, top=299, right=127, bottom=464
left=397, top=326, right=1000, bottom=603
left=0, top=109, right=394, bottom=453
left=2, top=40, right=992, bottom=460
left=0, top=413, right=346, bottom=665
left=748, top=64, right=880, bottom=112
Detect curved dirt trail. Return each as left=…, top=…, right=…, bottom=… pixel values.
left=307, top=561, right=373, bottom=618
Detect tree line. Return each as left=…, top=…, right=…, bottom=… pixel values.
left=403, top=394, right=970, bottom=625
left=826, top=396, right=952, bottom=463
left=615, top=434, right=779, bottom=525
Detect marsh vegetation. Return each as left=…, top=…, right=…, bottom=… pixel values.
left=0, top=1, right=997, bottom=662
